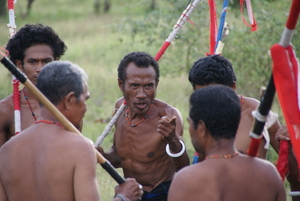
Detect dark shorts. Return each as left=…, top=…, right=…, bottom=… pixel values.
left=141, top=180, right=172, bottom=201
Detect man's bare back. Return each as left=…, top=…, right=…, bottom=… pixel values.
left=0, top=117, right=99, bottom=201
left=169, top=155, right=286, bottom=201
left=168, top=85, right=286, bottom=201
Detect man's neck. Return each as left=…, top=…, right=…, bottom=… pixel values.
left=22, top=87, right=37, bottom=101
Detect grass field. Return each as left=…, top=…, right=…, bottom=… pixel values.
left=0, top=0, right=293, bottom=200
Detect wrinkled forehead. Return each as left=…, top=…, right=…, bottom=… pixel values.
left=125, top=63, right=157, bottom=80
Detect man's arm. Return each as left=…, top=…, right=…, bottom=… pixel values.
left=0, top=174, right=8, bottom=201
left=268, top=119, right=281, bottom=153
left=95, top=99, right=123, bottom=168
left=158, top=107, right=190, bottom=171
left=98, top=145, right=122, bottom=168
left=73, top=138, right=101, bottom=201
left=0, top=101, right=12, bottom=147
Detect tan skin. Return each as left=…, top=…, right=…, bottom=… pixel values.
left=0, top=44, right=54, bottom=146
left=100, top=63, right=190, bottom=193
left=168, top=118, right=286, bottom=201
left=0, top=80, right=143, bottom=201
left=195, top=83, right=280, bottom=159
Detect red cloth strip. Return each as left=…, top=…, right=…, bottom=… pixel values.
left=154, top=42, right=171, bottom=61
left=286, top=0, right=300, bottom=29
left=239, top=0, right=257, bottom=32
left=8, top=0, right=14, bottom=10
left=248, top=138, right=261, bottom=156
left=208, top=0, right=217, bottom=55
left=13, top=80, right=20, bottom=111
left=276, top=140, right=289, bottom=181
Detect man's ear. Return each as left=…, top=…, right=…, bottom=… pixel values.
left=63, top=91, right=76, bottom=110
left=15, top=60, right=24, bottom=72
left=197, top=120, right=208, bottom=138
left=118, top=78, right=124, bottom=92
left=155, top=79, right=159, bottom=88
left=231, top=81, right=236, bottom=90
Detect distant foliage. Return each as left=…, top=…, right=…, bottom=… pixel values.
left=112, top=0, right=299, bottom=97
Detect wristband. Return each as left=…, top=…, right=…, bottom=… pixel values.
left=114, top=194, right=126, bottom=201
left=290, top=191, right=300, bottom=197
left=166, top=140, right=185, bottom=157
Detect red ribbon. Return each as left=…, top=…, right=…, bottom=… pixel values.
left=239, top=0, right=257, bottom=32
left=207, top=0, right=217, bottom=55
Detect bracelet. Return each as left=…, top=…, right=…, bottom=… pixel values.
left=290, top=191, right=300, bottom=197
left=165, top=140, right=185, bottom=157
left=114, top=194, right=126, bottom=201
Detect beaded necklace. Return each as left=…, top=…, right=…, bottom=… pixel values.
left=125, top=104, right=153, bottom=127
left=22, top=88, right=37, bottom=121
left=205, top=152, right=239, bottom=160
left=35, top=119, right=64, bottom=128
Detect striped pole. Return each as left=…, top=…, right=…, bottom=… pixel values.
left=7, top=0, right=21, bottom=135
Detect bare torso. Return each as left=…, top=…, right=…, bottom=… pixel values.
left=0, top=87, right=40, bottom=146
left=0, top=123, right=99, bottom=201
left=114, top=98, right=183, bottom=192
left=235, top=96, right=279, bottom=158
left=169, top=154, right=286, bottom=201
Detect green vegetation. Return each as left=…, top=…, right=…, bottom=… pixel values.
left=0, top=0, right=296, bottom=200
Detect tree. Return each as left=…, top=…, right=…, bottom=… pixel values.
left=112, top=0, right=299, bottom=97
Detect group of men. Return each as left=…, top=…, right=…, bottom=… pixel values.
left=0, top=23, right=298, bottom=201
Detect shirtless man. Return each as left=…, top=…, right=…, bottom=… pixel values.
left=99, top=52, right=190, bottom=201
left=0, top=60, right=143, bottom=201
left=168, top=85, right=286, bottom=201
left=0, top=23, right=67, bottom=146
left=188, top=54, right=280, bottom=159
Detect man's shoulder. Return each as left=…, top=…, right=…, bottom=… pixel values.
left=0, top=94, right=14, bottom=110
left=0, top=95, right=14, bottom=125
left=153, top=99, right=177, bottom=110
left=153, top=99, right=181, bottom=116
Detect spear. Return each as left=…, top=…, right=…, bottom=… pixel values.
left=248, top=0, right=300, bottom=162
left=214, top=0, right=229, bottom=54
left=0, top=53, right=126, bottom=184
left=271, top=0, right=300, bottom=183
left=154, top=0, right=202, bottom=61
left=7, top=0, right=21, bottom=135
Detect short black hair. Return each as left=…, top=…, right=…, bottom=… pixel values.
left=188, top=55, right=236, bottom=90
left=117, top=52, right=160, bottom=83
left=189, top=85, right=241, bottom=140
left=6, top=23, right=67, bottom=64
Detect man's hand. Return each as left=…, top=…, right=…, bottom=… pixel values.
left=275, top=125, right=290, bottom=141
left=114, top=178, right=143, bottom=201
left=157, top=116, right=177, bottom=141
left=95, top=146, right=105, bottom=155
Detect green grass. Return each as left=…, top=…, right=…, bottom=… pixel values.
left=0, top=0, right=293, bottom=200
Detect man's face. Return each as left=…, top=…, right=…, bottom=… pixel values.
left=119, top=62, right=158, bottom=115
left=69, top=81, right=90, bottom=129
left=15, top=44, right=55, bottom=85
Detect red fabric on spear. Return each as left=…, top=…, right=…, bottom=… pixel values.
left=271, top=0, right=300, bottom=181
left=207, top=0, right=217, bottom=55
left=276, top=140, right=290, bottom=181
